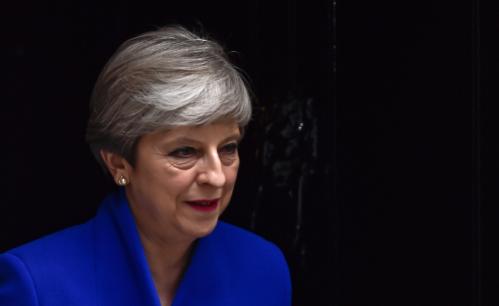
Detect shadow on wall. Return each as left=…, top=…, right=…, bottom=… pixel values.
left=250, top=93, right=333, bottom=305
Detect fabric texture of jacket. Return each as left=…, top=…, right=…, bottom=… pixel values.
left=0, top=189, right=291, bottom=306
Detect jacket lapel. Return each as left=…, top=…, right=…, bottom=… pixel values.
left=93, top=189, right=228, bottom=306
left=173, top=224, right=229, bottom=306
left=93, top=190, right=161, bottom=306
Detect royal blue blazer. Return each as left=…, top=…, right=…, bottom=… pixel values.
left=0, top=190, right=291, bottom=305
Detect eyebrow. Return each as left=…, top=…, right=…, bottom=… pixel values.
left=167, top=133, right=242, bottom=146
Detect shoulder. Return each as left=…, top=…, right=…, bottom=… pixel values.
left=178, top=222, right=292, bottom=305
left=6, top=220, right=95, bottom=266
left=200, top=221, right=292, bottom=304
left=0, top=220, right=96, bottom=306
left=0, top=253, right=39, bottom=306
left=212, top=221, right=285, bottom=261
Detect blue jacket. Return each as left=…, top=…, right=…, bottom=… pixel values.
left=0, top=190, right=291, bottom=306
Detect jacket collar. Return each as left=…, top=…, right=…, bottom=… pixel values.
left=94, top=189, right=162, bottom=306
left=93, top=189, right=226, bottom=306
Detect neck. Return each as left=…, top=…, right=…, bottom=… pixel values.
left=138, top=227, right=194, bottom=306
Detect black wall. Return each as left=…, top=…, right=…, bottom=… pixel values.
left=1, top=0, right=496, bottom=305
left=338, top=1, right=474, bottom=304
left=0, top=1, right=334, bottom=305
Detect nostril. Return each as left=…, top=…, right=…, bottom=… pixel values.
left=196, top=168, right=226, bottom=187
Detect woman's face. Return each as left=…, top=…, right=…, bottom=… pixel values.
left=125, top=120, right=241, bottom=242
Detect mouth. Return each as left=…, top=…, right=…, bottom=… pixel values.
left=185, top=199, right=219, bottom=212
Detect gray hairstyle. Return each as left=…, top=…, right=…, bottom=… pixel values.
left=86, top=25, right=252, bottom=168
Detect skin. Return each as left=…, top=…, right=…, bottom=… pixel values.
left=100, top=120, right=241, bottom=306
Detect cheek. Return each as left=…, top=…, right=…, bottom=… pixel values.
left=163, top=171, right=198, bottom=194
left=148, top=163, right=198, bottom=200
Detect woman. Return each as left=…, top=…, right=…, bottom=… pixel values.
left=0, top=26, right=291, bottom=306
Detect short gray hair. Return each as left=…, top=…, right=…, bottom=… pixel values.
left=86, top=25, right=252, bottom=167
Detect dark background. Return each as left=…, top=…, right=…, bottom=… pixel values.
left=0, top=0, right=496, bottom=305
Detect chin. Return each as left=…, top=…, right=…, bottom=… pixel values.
left=182, top=218, right=220, bottom=239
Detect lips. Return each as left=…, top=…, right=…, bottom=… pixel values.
left=185, top=199, right=219, bottom=212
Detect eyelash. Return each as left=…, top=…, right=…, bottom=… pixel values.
left=168, top=147, right=198, bottom=159
left=219, top=143, right=238, bottom=155
left=168, top=143, right=238, bottom=159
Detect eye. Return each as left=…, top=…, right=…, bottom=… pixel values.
left=168, top=146, right=198, bottom=159
left=219, top=142, right=238, bottom=155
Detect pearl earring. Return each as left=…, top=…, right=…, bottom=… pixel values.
left=117, top=175, right=128, bottom=186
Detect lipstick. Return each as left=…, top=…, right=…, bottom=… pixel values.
left=185, top=199, right=219, bottom=212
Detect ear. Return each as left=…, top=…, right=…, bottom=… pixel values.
left=99, top=149, right=133, bottom=184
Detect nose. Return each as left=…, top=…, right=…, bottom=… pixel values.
left=197, top=150, right=226, bottom=187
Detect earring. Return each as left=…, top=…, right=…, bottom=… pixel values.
left=117, top=175, right=128, bottom=186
